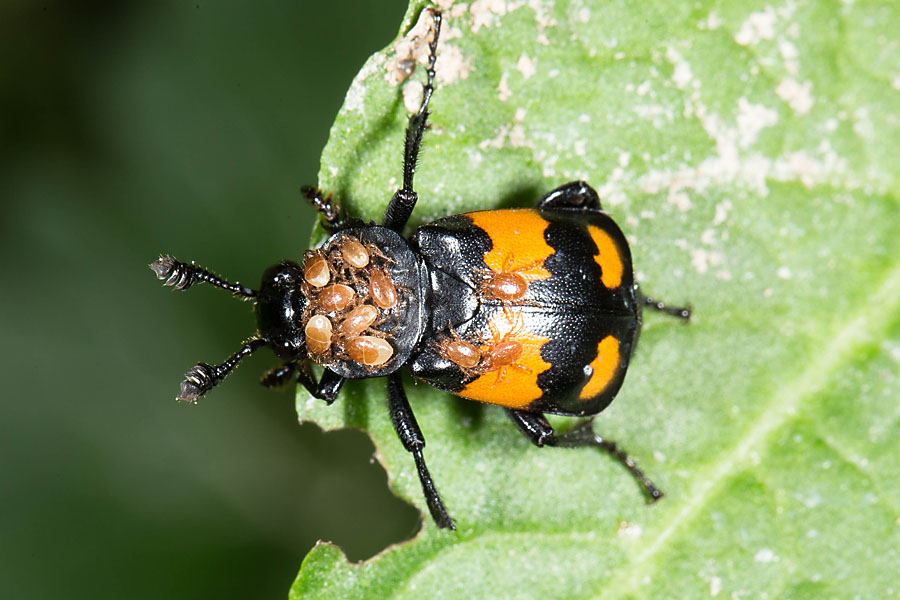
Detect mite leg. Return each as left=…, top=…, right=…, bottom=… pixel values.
left=178, top=338, right=267, bottom=403
left=301, top=185, right=345, bottom=231
left=507, top=409, right=663, bottom=502
left=537, top=180, right=602, bottom=211
left=382, top=9, right=442, bottom=232
left=387, top=372, right=455, bottom=529
left=295, top=360, right=346, bottom=405
left=150, top=255, right=256, bottom=298
left=639, top=292, right=692, bottom=321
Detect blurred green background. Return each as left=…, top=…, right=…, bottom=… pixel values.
left=0, top=1, right=421, bottom=598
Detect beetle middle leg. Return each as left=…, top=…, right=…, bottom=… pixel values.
left=387, top=372, right=455, bottom=529
left=260, top=361, right=297, bottom=389
left=506, top=409, right=664, bottom=502
left=292, top=360, right=346, bottom=404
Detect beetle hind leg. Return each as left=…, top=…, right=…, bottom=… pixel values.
left=538, top=180, right=602, bottom=211
left=506, top=409, right=663, bottom=502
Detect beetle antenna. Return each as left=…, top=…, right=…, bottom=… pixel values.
left=150, top=255, right=257, bottom=299
left=177, top=338, right=267, bottom=403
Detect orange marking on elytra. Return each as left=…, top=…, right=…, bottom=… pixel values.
left=579, top=335, right=620, bottom=400
left=466, top=210, right=554, bottom=283
left=587, top=225, right=623, bottom=288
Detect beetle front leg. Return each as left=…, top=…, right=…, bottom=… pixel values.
left=301, top=186, right=346, bottom=232
left=387, top=372, right=455, bottom=530
left=382, top=9, right=442, bottom=232
left=295, top=360, right=346, bottom=405
left=506, top=409, right=663, bottom=502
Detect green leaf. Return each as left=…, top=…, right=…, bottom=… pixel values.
left=294, top=0, right=900, bottom=597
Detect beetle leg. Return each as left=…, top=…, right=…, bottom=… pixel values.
left=301, top=185, right=345, bottom=231
left=177, top=338, right=267, bottom=403
left=639, top=292, right=692, bottom=320
left=506, top=409, right=664, bottom=502
left=382, top=9, right=442, bottom=232
left=295, top=360, right=346, bottom=405
left=537, top=180, right=602, bottom=211
left=387, top=372, right=455, bottom=530
left=259, top=361, right=297, bottom=389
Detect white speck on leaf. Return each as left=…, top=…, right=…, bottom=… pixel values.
left=779, top=40, right=800, bottom=75
left=776, top=78, right=814, bottom=114
left=403, top=81, right=424, bottom=113
left=497, top=72, right=512, bottom=101
left=516, top=53, right=536, bottom=78
left=470, top=0, right=508, bottom=32
left=574, top=140, right=586, bottom=156
left=617, top=521, right=642, bottom=540
left=735, top=8, right=777, bottom=46
left=669, top=191, right=692, bottom=212
left=754, top=548, right=778, bottom=563
left=713, top=200, right=732, bottom=225
left=435, top=44, right=473, bottom=85
left=700, top=12, right=723, bottom=30
left=667, top=46, right=694, bottom=90
left=736, top=98, right=778, bottom=148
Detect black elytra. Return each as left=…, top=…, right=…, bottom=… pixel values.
left=150, top=8, right=690, bottom=530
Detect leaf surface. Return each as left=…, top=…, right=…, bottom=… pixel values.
left=294, top=1, right=900, bottom=597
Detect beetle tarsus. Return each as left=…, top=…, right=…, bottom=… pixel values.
left=641, top=295, right=692, bottom=321
left=555, top=420, right=665, bottom=503
left=508, top=410, right=664, bottom=503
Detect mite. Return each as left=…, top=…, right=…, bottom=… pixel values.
left=150, top=9, right=690, bottom=530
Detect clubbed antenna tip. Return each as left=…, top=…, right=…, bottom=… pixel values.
left=176, top=363, right=215, bottom=403
left=150, top=255, right=195, bottom=290
left=149, top=255, right=176, bottom=280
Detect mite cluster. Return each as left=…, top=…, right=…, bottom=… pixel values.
left=300, top=233, right=399, bottom=368
left=436, top=316, right=528, bottom=383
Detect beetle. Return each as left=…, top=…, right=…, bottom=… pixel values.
left=151, top=9, right=689, bottom=530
